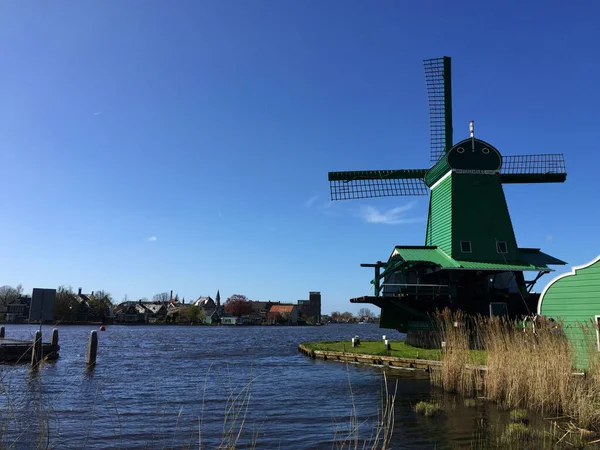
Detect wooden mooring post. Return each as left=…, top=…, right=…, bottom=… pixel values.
left=51, top=328, right=59, bottom=347
left=87, top=330, right=98, bottom=368
left=30, top=330, right=42, bottom=369
left=0, top=326, right=4, bottom=338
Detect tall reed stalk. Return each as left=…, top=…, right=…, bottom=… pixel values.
left=334, top=370, right=397, bottom=450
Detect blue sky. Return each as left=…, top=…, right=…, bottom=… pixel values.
left=1, top=1, right=599, bottom=314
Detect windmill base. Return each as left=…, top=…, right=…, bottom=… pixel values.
left=405, top=329, right=441, bottom=349
left=351, top=291, right=540, bottom=349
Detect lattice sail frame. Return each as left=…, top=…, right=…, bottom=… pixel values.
left=500, top=154, right=566, bottom=175
left=424, top=57, right=453, bottom=163
left=328, top=169, right=429, bottom=200
left=329, top=178, right=429, bottom=200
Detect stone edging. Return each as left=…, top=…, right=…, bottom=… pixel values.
left=298, top=343, right=449, bottom=372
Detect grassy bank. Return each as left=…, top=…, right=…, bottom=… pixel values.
left=302, top=339, right=487, bottom=365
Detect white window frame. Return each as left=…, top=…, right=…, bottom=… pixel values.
left=460, top=241, right=472, bottom=253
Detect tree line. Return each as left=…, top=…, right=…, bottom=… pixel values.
left=0, top=284, right=185, bottom=321
left=328, top=308, right=378, bottom=323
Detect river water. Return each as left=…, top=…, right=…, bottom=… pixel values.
left=0, top=323, right=521, bottom=449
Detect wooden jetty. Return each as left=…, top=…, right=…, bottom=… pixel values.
left=0, top=327, right=60, bottom=363
left=297, top=343, right=487, bottom=375
left=0, top=339, right=60, bottom=362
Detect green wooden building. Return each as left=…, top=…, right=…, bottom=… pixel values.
left=538, top=255, right=600, bottom=369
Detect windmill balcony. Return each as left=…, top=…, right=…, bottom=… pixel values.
left=382, top=283, right=449, bottom=299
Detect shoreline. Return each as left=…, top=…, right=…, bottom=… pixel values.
left=298, top=341, right=487, bottom=374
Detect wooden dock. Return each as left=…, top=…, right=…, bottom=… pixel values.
left=0, top=336, right=60, bottom=363
left=297, top=344, right=487, bottom=374
left=298, top=343, right=441, bottom=371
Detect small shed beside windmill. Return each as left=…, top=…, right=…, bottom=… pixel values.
left=538, top=255, right=600, bottom=369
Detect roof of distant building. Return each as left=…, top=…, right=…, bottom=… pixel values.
left=269, top=305, right=296, bottom=314
left=195, top=296, right=214, bottom=306
left=250, top=301, right=280, bottom=312
left=144, top=303, right=165, bottom=313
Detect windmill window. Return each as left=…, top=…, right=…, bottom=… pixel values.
left=496, top=241, right=508, bottom=254
left=482, top=148, right=490, bottom=154
left=457, top=147, right=465, bottom=154
left=460, top=241, right=472, bottom=253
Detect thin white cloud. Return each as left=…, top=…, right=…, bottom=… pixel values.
left=546, top=235, right=553, bottom=242
left=93, top=111, right=102, bottom=116
left=319, top=201, right=337, bottom=216
left=218, top=208, right=222, bottom=218
left=148, top=236, right=157, bottom=242
left=357, top=202, right=422, bottom=225
left=303, top=195, right=319, bottom=208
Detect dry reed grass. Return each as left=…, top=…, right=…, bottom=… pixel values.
left=433, top=308, right=600, bottom=435
left=430, top=309, right=480, bottom=396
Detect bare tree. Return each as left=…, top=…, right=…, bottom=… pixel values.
left=91, top=290, right=113, bottom=304
left=54, top=286, right=79, bottom=320
left=340, top=311, right=354, bottom=322
left=0, top=284, right=23, bottom=306
left=152, top=292, right=170, bottom=303
left=89, top=290, right=113, bottom=318
left=358, top=307, right=375, bottom=318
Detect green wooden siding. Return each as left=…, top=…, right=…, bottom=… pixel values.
left=425, top=173, right=452, bottom=255
left=451, top=174, right=519, bottom=262
left=424, top=157, right=451, bottom=187
left=539, top=256, right=600, bottom=369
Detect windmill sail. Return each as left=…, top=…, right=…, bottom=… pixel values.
left=328, top=169, right=429, bottom=200
left=424, top=57, right=453, bottom=163
left=500, top=153, right=567, bottom=183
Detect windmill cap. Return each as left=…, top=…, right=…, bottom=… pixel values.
left=447, top=138, right=502, bottom=172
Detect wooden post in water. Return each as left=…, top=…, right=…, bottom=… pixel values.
left=51, top=328, right=59, bottom=346
left=87, top=330, right=98, bottom=368
left=31, top=330, right=42, bottom=368
left=0, top=326, right=4, bottom=338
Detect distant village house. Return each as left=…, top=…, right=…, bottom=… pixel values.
left=268, top=304, right=298, bottom=325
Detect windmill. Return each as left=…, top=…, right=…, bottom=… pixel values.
left=328, top=57, right=568, bottom=336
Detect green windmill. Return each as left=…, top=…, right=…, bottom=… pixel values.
left=328, top=57, right=568, bottom=336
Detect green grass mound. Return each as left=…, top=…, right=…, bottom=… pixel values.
left=500, top=422, right=536, bottom=446
left=509, top=408, right=529, bottom=424
left=463, top=398, right=477, bottom=408
left=302, top=340, right=486, bottom=365
left=414, top=401, right=444, bottom=417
